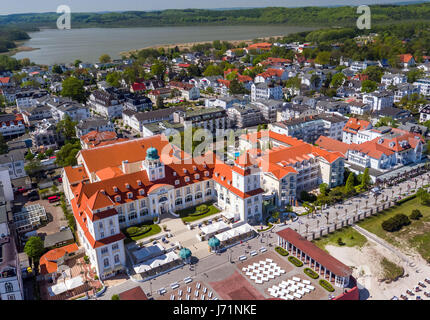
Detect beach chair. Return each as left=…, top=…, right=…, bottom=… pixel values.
left=303, top=280, right=311, bottom=285
left=196, top=283, right=201, bottom=290
left=293, top=277, right=301, bottom=282
left=186, top=294, right=190, bottom=300
left=293, top=293, right=302, bottom=299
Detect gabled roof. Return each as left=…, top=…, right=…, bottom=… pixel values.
left=39, top=243, right=79, bottom=275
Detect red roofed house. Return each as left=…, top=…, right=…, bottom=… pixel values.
left=342, top=118, right=372, bottom=144
left=39, top=243, right=81, bottom=279
left=245, top=42, right=272, bottom=54
left=130, top=82, right=146, bottom=93
left=80, top=130, right=128, bottom=149
left=277, top=228, right=352, bottom=288
left=0, top=77, right=11, bottom=87
left=254, top=68, right=288, bottom=84
left=62, top=132, right=345, bottom=279
left=398, top=54, right=416, bottom=69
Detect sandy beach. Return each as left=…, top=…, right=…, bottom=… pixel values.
left=120, top=35, right=285, bottom=57
left=326, top=242, right=430, bottom=300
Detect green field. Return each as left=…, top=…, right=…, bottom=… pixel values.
left=358, top=197, right=430, bottom=262
left=313, top=227, right=367, bottom=251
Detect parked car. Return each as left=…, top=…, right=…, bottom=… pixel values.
left=48, top=195, right=60, bottom=203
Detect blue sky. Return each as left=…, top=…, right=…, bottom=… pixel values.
left=0, top=0, right=423, bottom=14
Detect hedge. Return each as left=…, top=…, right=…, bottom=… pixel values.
left=319, top=279, right=335, bottom=292
left=288, top=256, right=303, bottom=267
left=381, top=213, right=411, bottom=232
left=125, top=225, right=150, bottom=237
left=275, top=246, right=289, bottom=256
left=395, top=194, right=416, bottom=205
left=304, top=268, right=319, bottom=279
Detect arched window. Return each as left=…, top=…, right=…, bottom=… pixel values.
left=185, top=195, right=193, bottom=203
left=195, top=192, right=202, bottom=199
left=175, top=198, right=183, bottom=206
left=205, top=189, right=212, bottom=196
left=159, top=196, right=168, bottom=203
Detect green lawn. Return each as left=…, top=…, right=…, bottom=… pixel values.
left=122, top=222, right=162, bottom=242
left=357, top=196, right=430, bottom=262
left=177, top=202, right=221, bottom=223
left=313, top=227, right=367, bottom=251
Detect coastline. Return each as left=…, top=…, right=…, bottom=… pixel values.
left=120, top=34, right=286, bottom=57
left=0, top=41, right=39, bottom=57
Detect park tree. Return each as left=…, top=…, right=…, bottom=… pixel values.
left=229, top=79, right=246, bottom=95
left=203, top=64, right=223, bottom=77
left=319, top=183, right=329, bottom=196
left=151, top=61, right=166, bottom=80
left=55, top=140, right=81, bottom=167
left=56, top=115, right=78, bottom=141
left=363, top=66, right=384, bottom=82
left=24, top=236, right=45, bottom=268
left=361, top=80, right=378, bottom=93
left=52, top=65, right=63, bottom=74
left=361, top=168, right=371, bottom=189
left=24, top=159, right=42, bottom=176
left=345, top=172, right=356, bottom=195
left=330, top=73, right=346, bottom=88
left=99, top=54, right=112, bottom=64
left=61, top=77, right=86, bottom=103
left=315, top=51, right=331, bottom=65
left=156, top=96, right=164, bottom=109
left=106, top=71, right=122, bottom=88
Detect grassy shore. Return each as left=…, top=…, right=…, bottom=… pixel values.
left=313, top=227, right=367, bottom=251
left=358, top=196, right=430, bottom=262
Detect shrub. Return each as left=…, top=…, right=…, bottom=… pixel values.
left=111, top=294, right=120, bottom=300
left=83, top=256, right=90, bottom=264
left=410, top=209, right=423, bottom=220
left=126, top=226, right=139, bottom=236
left=288, top=256, right=303, bottom=267
left=125, top=225, right=150, bottom=238
left=319, top=279, right=335, bottom=292
left=275, top=246, right=289, bottom=256
left=337, top=237, right=345, bottom=246
left=381, top=214, right=411, bottom=232
left=304, top=268, right=319, bottom=279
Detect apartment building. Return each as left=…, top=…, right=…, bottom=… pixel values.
left=251, top=82, right=283, bottom=101
left=227, top=104, right=263, bottom=129
left=89, top=90, right=123, bottom=119
left=172, top=107, right=229, bottom=135
left=0, top=114, right=26, bottom=138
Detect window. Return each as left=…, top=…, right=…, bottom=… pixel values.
left=99, top=222, right=103, bottom=229
left=7, top=294, right=15, bottom=300
left=5, top=282, right=13, bottom=293
left=205, top=189, right=212, bottom=196
left=186, top=187, right=191, bottom=194
left=175, top=180, right=179, bottom=185
left=129, top=212, right=137, bottom=220
left=114, top=255, right=120, bottom=265
left=176, top=190, right=181, bottom=197
left=100, top=231, right=105, bottom=238
left=129, top=202, right=135, bottom=211
left=195, top=192, right=202, bottom=199
left=101, top=248, right=108, bottom=255
left=110, top=228, right=115, bottom=236
left=117, top=207, right=123, bottom=214
left=185, top=195, right=193, bottom=203
left=185, top=177, right=190, bottom=182
left=103, top=258, right=110, bottom=268
left=139, top=189, right=145, bottom=196
left=140, top=200, right=146, bottom=207
left=109, top=219, right=113, bottom=226
left=127, top=192, right=133, bottom=199
left=175, top=198, right=183, bottom=205
left=112, top=244, right=119, bottom=251
left=118, top=215, right=125, bottom=223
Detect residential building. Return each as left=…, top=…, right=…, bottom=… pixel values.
left=122, top=107, right=184, bottom=133
left=172, top=107, right=229, bottom=135
left=89, top=90, right=123, bottom=119
left=227, top=104, right=263, bottom=129
left=362, top=91, right=394, bottom=111
left=251, top=82, right=283, bottom=101
left=342, top=118, right=373, bottom=144
left=0, top=149, right=26, bottom=180
left=76, top=117, right=115, bottom=138
left=0, top=114, right=26, bottom=138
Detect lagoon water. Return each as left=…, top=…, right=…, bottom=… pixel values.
left=13, top=25, right=314, bottom=65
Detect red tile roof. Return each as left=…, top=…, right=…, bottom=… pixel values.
left=63, top=166, right=89, bottom=185
left=277, top=228, right=352, bottom=277
left=39, top=243, right=79, bottom=275
left=119, top=286, right=148, bottom=300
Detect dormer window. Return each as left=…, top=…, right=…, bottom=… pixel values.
left=139, top=189, right=145, bottom=196
left=221, top=176, right=225, bottom=181
left=215, top=172, right=219, bottom=177
left=227, top=180, right=231, bottom=185
left=100, top=189, right=105, bottom=194
left=205, top=171, right=209, bottom=177
left=193, top=166, right=197, bottom=171
left=195, top=174, right=200, bottom=179
left=183, top=168, right=187, bottom=174
left=173, top=172, right=177, bottom=176
left=127, top=192, right=133, bottom=199
left=203, top=163, right=207, bottom=168
left=113, top=186, right=118, bottom=192
left=137, top=180, right=142, bottom=186
left=115, top=195, right=121, bottom=202
left=185, top=176, right=190, bottom=182
left=125, top=183, right=130, bottom=189
left=175, top=180, right=180, bottom=185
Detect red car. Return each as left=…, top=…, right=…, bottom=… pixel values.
left=17, top=188, right=26, bottom=193
left=48, top=196, right=60, bottom=203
